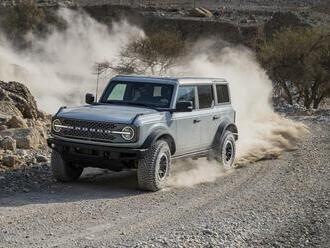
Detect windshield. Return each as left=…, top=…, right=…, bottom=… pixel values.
left=101, top=81, right=174, bottom=108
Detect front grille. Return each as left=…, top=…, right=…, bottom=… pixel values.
left=53, top=117, right=133, bottom=143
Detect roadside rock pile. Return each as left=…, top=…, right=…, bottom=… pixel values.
left=0, top=81, right=51, bottom=170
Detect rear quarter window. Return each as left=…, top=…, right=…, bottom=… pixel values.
left=216, top=84, right=230, bottom=104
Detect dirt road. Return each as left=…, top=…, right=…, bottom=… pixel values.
left=0, top=117, right=329, bottom=247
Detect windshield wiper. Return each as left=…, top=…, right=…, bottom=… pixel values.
left=105, top=101, right=156, bottom=109
left=105, top=100, right=121, bottom=104
left=122, top=102, right=156, bottom=109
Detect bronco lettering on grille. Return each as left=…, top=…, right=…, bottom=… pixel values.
left=54, top=118, right=128, bottom=142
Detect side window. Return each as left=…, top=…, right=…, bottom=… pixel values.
left=197, top=85, right=214, bottom=109
left=108, top=83, right=127, bottom=101
left=216, top=84, right=230, bottom=103
left=176, top=86, right=196, bottom=109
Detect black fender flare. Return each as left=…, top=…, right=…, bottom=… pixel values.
left=215, top=119, right=238, bottom=143
left=142, top=129, right=176, bottom=155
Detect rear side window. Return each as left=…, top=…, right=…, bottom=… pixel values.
left=197, top=85, right=214, bottom=109
left=216, top=84, right=230, bottom=103
left=176, top=86, right=196, bottom=109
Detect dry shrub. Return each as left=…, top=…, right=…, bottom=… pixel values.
left=104, top=31, right=187, bottom=75
left=258, top=26, right=330, bottom=109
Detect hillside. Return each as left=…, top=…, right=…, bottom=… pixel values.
left=1, top=0, right=329, bottom=47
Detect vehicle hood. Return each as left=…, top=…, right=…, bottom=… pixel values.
left=56, top=104, right=158, bottom=124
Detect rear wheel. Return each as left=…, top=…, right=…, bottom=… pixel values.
left=137, top=140, right=171, bottom=191
left=51, top=150, right=83, bottom=182
left=214, top=130, right=236, bottom=168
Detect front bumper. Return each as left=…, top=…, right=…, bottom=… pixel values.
left=47, top=138, right=147, bottom=162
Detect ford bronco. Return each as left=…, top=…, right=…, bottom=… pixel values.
left=48, top=75, right=238, bottom=191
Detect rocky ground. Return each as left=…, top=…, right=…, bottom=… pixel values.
left=0, top=110, right=328, bottom=247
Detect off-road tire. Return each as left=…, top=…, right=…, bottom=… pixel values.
left=51, top=150, right=83, bottom=182
left=214, top=130, right=236, bottom=169
left=137, top=140, right=171, bottom=191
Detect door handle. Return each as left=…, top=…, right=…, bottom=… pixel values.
left=213, top=115, right=220, bottom=120
left=193, top=118, right=201, bottom=123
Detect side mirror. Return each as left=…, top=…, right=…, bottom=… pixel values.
left=85, top=93, right=95, bottom=104
left=176, top=101, right=193, bottom=112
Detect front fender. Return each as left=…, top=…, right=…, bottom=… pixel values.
left=141, top=128, right=176, bottom=154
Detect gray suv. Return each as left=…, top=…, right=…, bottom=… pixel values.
left=48, top=75, right=238, bottom=191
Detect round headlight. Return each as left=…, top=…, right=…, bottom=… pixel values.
left=52, top=119, right=62, bottom=133
left=121, top=126, right=135, bottom=141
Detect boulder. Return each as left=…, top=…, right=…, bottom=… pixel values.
left=7, top=116, right=28, bottom=128
left=0, top=136, right=16, bottom=150
left=35, top=126, right=48, bottom=139
left=0, top=128, right=44, bottom=149
left=190, top=8, right=213, bottom=18
left=2, top=155, right=19, bottom=168
left=0, top=81, right=39, bottom=119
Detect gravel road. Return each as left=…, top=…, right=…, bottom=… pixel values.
left=0, top=116, right=329, bottom=248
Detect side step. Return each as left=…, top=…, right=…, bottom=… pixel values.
left=172, top=149, right=211, bottom=160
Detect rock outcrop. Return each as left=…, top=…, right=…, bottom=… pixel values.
left=0, top=81, right=39, bottom=120
left=0, top=81, right=51, bottom=169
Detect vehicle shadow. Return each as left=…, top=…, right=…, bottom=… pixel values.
left=0, top=167, right=146, bottom=208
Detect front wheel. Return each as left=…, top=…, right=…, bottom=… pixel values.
left=51, top=150, right=83, bottom=182
left=137, top=140, right=171, bottom=191
left=214, top=130, right=236, bottom=169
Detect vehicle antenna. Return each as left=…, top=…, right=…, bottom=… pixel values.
left=96, top=63, right=100, bottom=102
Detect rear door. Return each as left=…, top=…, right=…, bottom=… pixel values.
left=172, top=85, right=201, bottom=155
left=196, top=84, right=218, bottom=150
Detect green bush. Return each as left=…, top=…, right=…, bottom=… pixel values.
left=258, top=26, right=330, bottom=109
left=0, top=0, right=67, bottom=49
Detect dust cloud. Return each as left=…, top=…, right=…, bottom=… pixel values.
left=0, top=9, right=143, bottom=113
left=0, top=9, right=308, bottom=188
left=168, top=159, right=232, bottom=188
left=167, top=43, right=308, bottom=187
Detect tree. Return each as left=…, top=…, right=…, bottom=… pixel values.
left=106, top=32, right=186, bottom=76
left=0, top=0, right=67, bottom=49
left=258, top=26, right=330, bottom=109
